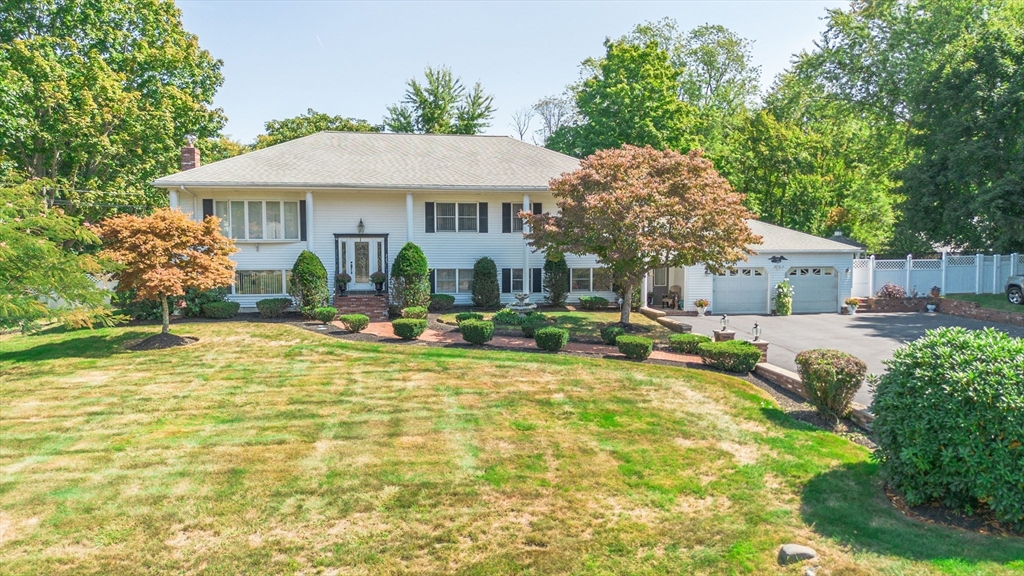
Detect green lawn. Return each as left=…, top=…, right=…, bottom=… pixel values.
left=2, top=322, right=1022, bottom=574
left=438, top=309, right=673, bottom=340
left=945, top=293, right=1023, bottom=314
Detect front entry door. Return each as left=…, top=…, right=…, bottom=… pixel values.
left=337, top=236, right=386, bottom=290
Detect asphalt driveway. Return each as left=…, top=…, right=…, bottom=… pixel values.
left=680, top=311, right=1024, bottom=407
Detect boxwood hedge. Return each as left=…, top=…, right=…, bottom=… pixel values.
left=429, top=294, right=455, bottom=312
left=313, top=306, right=338, bottom=324
left=600, top=325, right=625, bottom=345
left=795, top=348, right=867, bottom=420
left=578, top=296, right=609, bottom=310
left=201, top=301, right=239, bottom=319
left=338, top=313, right=369, bottom=333
left=402, top=306, right=428, bottom=319
left=256, top=298, right=292, bottom=318
left=455, top=312, right=484, bottom=324
left=616, top=335, right=653, bottom=361
left=535, top=327, right=569, bottom=351
left=697, top=340, right=761, bottom=373
left=460, top=320, right=494, bottom=345
left=392, top=318, right=427, bottom=340
left=668, top=333, right=711, bottom=354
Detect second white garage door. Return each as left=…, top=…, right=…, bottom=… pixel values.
left=712, top=268, right=769, bottom=314
left=787, top=267, right=839, bottom=313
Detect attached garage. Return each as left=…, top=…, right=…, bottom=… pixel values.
left=712, top=268, right=769, bottom=314
left=787, top=267, right=839, bottom=313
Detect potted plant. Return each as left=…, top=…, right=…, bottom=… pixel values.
left=844, top=297, right=860, bottom=315
left=693, top=298, right=710, bottom=316
left=336, top=272, right=351, bottom=295
left=369, top=271, right=387, bottom=294
left=927, top=285, right=941, bottom=313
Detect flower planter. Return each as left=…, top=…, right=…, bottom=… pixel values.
left=846, top=304, right=858, bottom=315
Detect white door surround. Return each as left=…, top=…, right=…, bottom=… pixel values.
left=335, top=233, right=389, bottom=291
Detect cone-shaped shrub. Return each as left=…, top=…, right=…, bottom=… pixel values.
left=470, top=257, right=501, bottom=309
left=288, top=250, right=329, bottom=317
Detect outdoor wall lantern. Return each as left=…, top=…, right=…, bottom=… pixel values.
left=720, top=314, right=729, bottom=330
left=357, top=219, right=365, bottom=234
left=752, top=322, right=762, bottom=341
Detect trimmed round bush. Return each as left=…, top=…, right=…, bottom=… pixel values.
left=455, top=311, right=484, bottom=324
left=697, top=340, right=761, bottom=373
left=314, top=306, right=338, bottom=324
left=460, top=319, right=494, bottom=345
left=288, top=250, right=329, bottom=318
left=201, top=301, right=239, bottom=319
left=471, top=257, right=501, bottom=309
left=256, top=297, right=292, bottom=318
left=402, top=306, right=428, bottom=319
left=600, top=325, right=625, bottom=345
left=578, top=296, right=609, bottom=310
left=535, top=327, right=569, bottom=352
left=339, top=313, right=369, bottom=333
left=617, top=335, right=653, bottom=361
left=392, top=318, right=427, bottom=340
left=668, top=333, right=711, bottom=354
left=493, top=308, right=528, bottom=325
left=429, top=293, right=455, bottom=312
left=873, top=328, right=1024, bottom=531
left=794, top=349, right=867, bottom=420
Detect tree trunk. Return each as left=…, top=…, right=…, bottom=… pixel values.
left=620, top=281, right=633, bottom=325
left=161, top=296, right=170, bottom=334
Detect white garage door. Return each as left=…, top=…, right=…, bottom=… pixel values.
left=713, top=268, right=769, bottom=314
left=787, top=267, right=839, bottom=313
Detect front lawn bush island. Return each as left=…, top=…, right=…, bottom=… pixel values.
left=795, top=349, right=867, bottom=421
left=669, top=333, right=711, bottom=354
left=875, top=282, right=907, bottom=299
left=314, top=306, right=338, bottom=324
left=617, top=335, right=653, bottom=361
left=600, top=325, right=625, bottom=345
left=493, top=308, right=527, bottom=325
left=460, top=319, right=494, bottom=345
left=201, top=301, right=239, bottom=319
left=338, top=313, right=369, bottom=333
left=256, top=298, right=292, bottom=318
left=535, top=327, right=569, bottom=351
left=774, top=280, right=793, bottom=316
left=697, top=341, right=761, bottom=373
left=402, top=306, right=428, bottom=319
left=470, top=257, right=501, bottom=309
left=873, top=327, right=1024, bottom=531
left=392, top=318, right=427, bottom=340
left=288, top=250, right=329, bottom=318
left=429, top=293, right=455, bottom=312
left=455, top=311, right=484, bottom=324
left=578, top=296, right=609, bottom=310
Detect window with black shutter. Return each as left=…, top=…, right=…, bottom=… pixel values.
left=202, top=199, right=213, bottom=219
left=429, top=269, right=436, bottom=293
left=501, top=268, right=512, bottom=293
left=478, top=202, right=488, bottom=233
left=299, top=200, right=307, bottom=241
left=502, top=203, right=512, bottom=233
left=531, top=268, right=542, bottom=293
left=425, top=202, right=435, bottom=233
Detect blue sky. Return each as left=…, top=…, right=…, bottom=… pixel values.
left=177, top=0, right=846, bottom=143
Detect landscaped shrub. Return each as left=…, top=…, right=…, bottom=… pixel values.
left=470, top=257, right=501, bottom=309
left=460, top=319, right=494, bottom=345
left=256, top=297, right=292, bottom=318
left=288, top=250, right=329, bottom=318
left=578, top=296, right=609, bottom=310
left=873, top=327, right=1024, bottom=531
left=794, top=349, right=868, bottom=420
left=112, top=289, right=164, bottom=320
left=201, top=301, right=239, bottom=319
left=697, top=340, right=761, bottom=373
left=429, top=293, right=455, bottom=312
left=617, top=335, right=653, bottom=361
left=668, top=333, right=711, bottom=354
left=314, top=306, right=338, bottom=324
left=455, top=311, right=484, bottom=324
left=390, top=243, right=430, bottom=310
left=392, top=318, right=427, bottom=340
left=774, top=280, right=793, bottom=316
left=535, top=327, right=569, bottom=351
left=521, top=319, right=544, bottom=338
left=402, top=306, right=428, bottom=319
left=600, top=325, right=625, bottom=345
left=338, top=313, right=369, bottom=333
left=182, top=286, right=229, bottom=318
left=612, top=279, right=642, bottom=312
left=493, top=308, right=528, bottom=325
left=542, top=253, right=570, bottom=306
left=875, top=282, right=907, bottom=299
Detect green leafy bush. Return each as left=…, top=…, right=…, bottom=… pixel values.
left=429, top=293, right=455, bottom=312
left=697, top=341, right=761, bottom=373
left=617, top=335, right=653, bottom=361
left=873, top=328, right=1024, bottom=530
left=288, top=250, right=329, bottom=318
left=600, top=325, right=625, bottom=345
left=390, top=243, right=430, bottom=310
left=182, top=286, right=229, bottom=318
left=795, top=349, right=867, bottom=420
left=392, top=318, right=427, bottom=340
left=201, top=301, right=239, bottom=319
left=256, top=297, right=292, bottom=318
left=112, top=289, right=164, bottom=320
left=535, top=327, right=569, bottom=351
left=455, top=312, right=484, bottom=324
left=493, top=308, right=528, bottom=325
left=314, top=306, right=338, bottom=324
left=402, top=306, right=428, bottom=319
left=338, top=313, right=369, bottom=333
left=460, top=319, right=494, bottom=345
left=470, top=257, right=501, bottom=309
left=774, top=280, right=793, bottom=316
left=521, top=320, right=544, bottom=338
left=578, top=296, right=609, bottom=310
left=668, top=333, right=711, bottom=354
left=543, top=254, right=569, bottom=306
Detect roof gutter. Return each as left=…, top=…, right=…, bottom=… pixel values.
left=150, top=181, right=552, bottom=192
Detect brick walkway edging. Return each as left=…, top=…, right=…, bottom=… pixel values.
left=754, top=363, right=875, bottom=430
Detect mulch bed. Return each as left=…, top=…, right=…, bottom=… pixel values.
left=129, top=333, right=197, bottom=350
left=885, top=484, right=1021, bottom=537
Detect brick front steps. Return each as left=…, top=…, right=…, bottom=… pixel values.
left=334, top=292, right=389, bottom=321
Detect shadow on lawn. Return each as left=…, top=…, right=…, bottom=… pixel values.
left=801, top=461, right=1024, bottom=564
left=0, top=329, right=154, bottom=363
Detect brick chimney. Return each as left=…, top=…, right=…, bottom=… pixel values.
left=181, top=137, right=200, bottom=171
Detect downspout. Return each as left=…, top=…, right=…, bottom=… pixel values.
left=179, top=185, right=199, bottom=220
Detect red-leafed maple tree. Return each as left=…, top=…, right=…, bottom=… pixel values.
left=524, top=145, right=760, bottom=324
left=95, top=208, right=237, bottom=335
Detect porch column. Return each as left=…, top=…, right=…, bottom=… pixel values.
left=641, top=272, right=649, bottom=307
left=305, top=191, right=314, bottom=253
left=406, top=193, right=414, bottom=243
left=522, top=193, right=530, bottom=292
left=168, top=189, right=179, bottom=210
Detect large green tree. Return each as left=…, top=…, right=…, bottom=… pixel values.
left=254, top=108, right=379, bottom=149
left=384, top=66, right=495, bottom=134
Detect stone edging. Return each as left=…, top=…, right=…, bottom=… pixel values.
left=753, top=363, right=875, bottom=430
left=854, top=297, right=1024, bottom=326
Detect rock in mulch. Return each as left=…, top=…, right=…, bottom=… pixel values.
left=130, top=333, right=197, bottom=351
left=778, top=544, right=817, bottom=565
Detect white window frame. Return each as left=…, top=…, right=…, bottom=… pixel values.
left=512, top=202, right=524, bottom=233
left=570, top=268, right=592, bottom=292
left=233, top=269, right=290, bottom=295
left=511, top=268, right=524, bottom=292
left=458, top=268, right=474, bottom=293
left=219, top=200, right=300, bottom=241
left=654, top=268, right=668, bottom=287
left=457, top=203, right=477, bottom=232
left=435, top=268, right=457, bottom=293
left=434, top=202, right=479, bottom=233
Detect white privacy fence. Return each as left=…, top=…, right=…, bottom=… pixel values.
left=852, top=253, right=1023, bottom=297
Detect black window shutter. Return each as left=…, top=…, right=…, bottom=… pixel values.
left=299, top=200, right=307, bottom=241
left=532, top=268, right=542, bottom=293
left=429, top=269, right=436, bottom=293
left=425, top=202, right=435, bottom=233
left=478, top=202, right=488, bottom=233
left=532, top=202, right=542, bottom=215
left=202, top=199, right=213, bottom=219
left=501, top=268, right=512, bottom=293
left=502, top=203, right=512, bottom=233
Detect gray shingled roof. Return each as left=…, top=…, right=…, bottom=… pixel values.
left=747, top=220, right=862, bottom=253
left=152, top=132, right=581, bottom=190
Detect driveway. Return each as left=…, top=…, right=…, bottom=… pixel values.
left=680, top=312, right=1024, bottom=407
